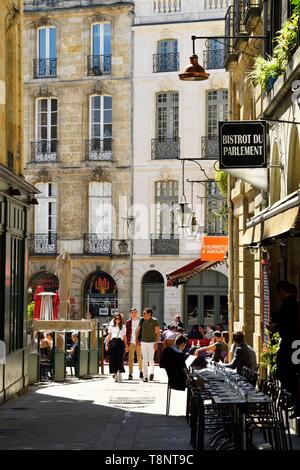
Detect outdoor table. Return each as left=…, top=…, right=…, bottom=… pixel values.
left=193, top=367, right=272, bottom=450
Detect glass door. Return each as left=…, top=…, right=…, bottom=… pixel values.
left=202, top=294, right=215, bottom=328
left=187, top=294, right=200, bottom=328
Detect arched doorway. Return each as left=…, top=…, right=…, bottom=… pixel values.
left=29, top=271, right=59, bottom=295
left=184, top=270, right=228, bottom=330
left=84, top=271, right=118, bottom=319
left=142, top=270, right=164, bottom=326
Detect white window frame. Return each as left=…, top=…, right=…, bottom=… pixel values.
left=37, top=26, right=56, bottom=59
left=88, top=182, right=112, bottom=235
left=36, top=97, right=57, bottom=142
left=35, top=182, right=57, bottom=235
left=91, top=22, right=111, bottom=56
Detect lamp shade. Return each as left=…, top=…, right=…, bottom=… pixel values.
left=179, top=55, right=210, bottom=81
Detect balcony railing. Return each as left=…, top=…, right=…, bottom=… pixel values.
left=153, top=0, right=181, bottom=13
left=204, top=0, right=229, bottom=9
left=153, top=53, right=180, bottom=72
left=203, top=49, right=225, bottom=69
left=85, top=138, right=113, bottom=161
left=31, top=141, right=58, bottom=163
left=233, top=0, right=247, bottom=41
left=33, top=58, right=57, bottom=78
left=83, top=234, right=112, bottom=255
left=201, top=136, right=219, bottom=159
left=87, top=55, right=112, bottom=76
left=151, top=138, right=180, bottom=159
left=151, top=234, right=179, bottom=255
left=29, top=233, right=57, bottom=255
left=224, top=6, right=239, bottom=67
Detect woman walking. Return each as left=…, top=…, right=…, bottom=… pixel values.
left=105, top=313, right=128, bottom=382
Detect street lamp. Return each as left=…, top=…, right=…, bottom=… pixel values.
left=174, top=160, right=193, bottom=228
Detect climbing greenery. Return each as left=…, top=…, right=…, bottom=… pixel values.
left=260, top=331, right=280, bottom=378
left=249, top=14, right=299, bottom=90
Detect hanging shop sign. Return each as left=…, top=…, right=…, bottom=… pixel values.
left=219, top=120, right=267, bottom=169
left=200, top=236, right=228, bottom=262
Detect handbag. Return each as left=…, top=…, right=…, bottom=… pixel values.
left=108, top=328, right=121, bottom=351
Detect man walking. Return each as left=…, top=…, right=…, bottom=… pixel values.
left=126, top=308, right=143, bottom=380
left=136, top=308, right=160, bottom=382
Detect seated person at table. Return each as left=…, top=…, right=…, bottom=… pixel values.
left=188, top=325, right=203, bottom=340
left=160, top=334, right=188, bottom=390
left=194, top=331, right=228, bottom=362
left=219, top=331, right=257, bottom=374
left=162, top=325, right=178, bottom=349
left=66, top=331, right=79, bottom=372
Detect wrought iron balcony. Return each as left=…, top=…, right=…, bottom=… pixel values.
left=224, top=6, right=239, bottom=67
left=83, top=234, right=112, bottom=255
left=153, top=53, right=180, bottom=73
left=33, top=58, right=57, bottom=78
left=203, top=49, right=225, bottom=70
left=201, top=136, right=219, bottom=159
left=31, top=141, right=58, bottom=163
left=85, top=138, right=112, bottom=161
left=87, top=55, right=112, bottom=75
left=151, top=138, right=180, bottom=160
left=29, top=233, right=57, bottom=255
left=233, top=0, right=247, bottom=41
left=151, top=234, right=179, bottom=255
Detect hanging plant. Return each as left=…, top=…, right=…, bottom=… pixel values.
left=291, top=0, right=300, bottom=17
left=248, top=14, right=299, bottom=91
left=260, top=331, right=280, bottom=378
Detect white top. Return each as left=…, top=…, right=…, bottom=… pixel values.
left=130, top=319, right=139, bottom=343
left=108, top=324, right=126, bottom=339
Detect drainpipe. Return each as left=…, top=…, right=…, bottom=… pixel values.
left=130, top=11, right=134, bottom=311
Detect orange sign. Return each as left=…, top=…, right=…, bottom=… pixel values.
left=200, top=236, right=228, bottom=261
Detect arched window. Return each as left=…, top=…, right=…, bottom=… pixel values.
left=35, top=26, right=56, bottom=78
left=35, top=98, right=57, bottom=162
left=88, top=23, right=111, bottom=75
left=88, top=95, right=112, bottom=160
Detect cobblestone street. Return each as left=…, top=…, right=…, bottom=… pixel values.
left=0, top=366, right=191, bottom=450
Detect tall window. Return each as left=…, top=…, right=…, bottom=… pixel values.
left=35, top=182, right=57, bottom=236
left=204, top=39, right=225, bottom=70
left=155, top=180, right=178, bottom=235
left=89, top=23, right=111, bottom=74
left=207, top=89, right=228, bottom=136
left=35, top=98, right=57, bottom=160
left=35, top=26, right=57, bottom=77
left=154, top=39, right=179, bottom=72
left=89, top=95, right=112, bottom=155
left=157, top=92, right=179, bottom=141
left=88, top=182, right=112, bottom=235
left=206, top=182, right=227, bottom=235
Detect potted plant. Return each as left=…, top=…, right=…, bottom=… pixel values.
left=260, top=331, right=280, bottom=378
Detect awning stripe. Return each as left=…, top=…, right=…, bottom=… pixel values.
left=166, top=259, right=221, bottom=286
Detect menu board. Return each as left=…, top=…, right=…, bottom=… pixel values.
left=261, top=259, right=270, bottom=344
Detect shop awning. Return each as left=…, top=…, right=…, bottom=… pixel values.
left=166, top=258, right=221, bottom=287
left=242, top=190, right=300, bottom=246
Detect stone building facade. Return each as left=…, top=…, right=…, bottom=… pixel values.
left=23, top=0, right=134, bottom=322
left=132, top=0, right=229, bottom=328
left=225, top=0, right=300, bottom=365
left=0, top=0, right=37, bottom=403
